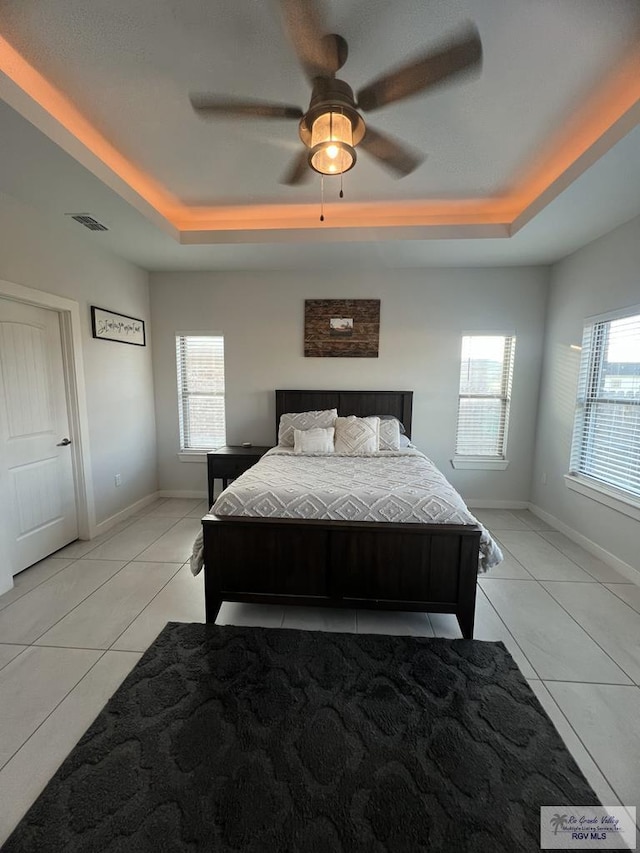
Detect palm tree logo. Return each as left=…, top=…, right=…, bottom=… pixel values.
left=550, top=814, right=568, bottom=835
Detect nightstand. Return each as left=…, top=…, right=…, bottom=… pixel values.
left=207, top=445, right=272, bottom=507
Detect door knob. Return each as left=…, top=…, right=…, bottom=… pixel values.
left=56, top=438, right=72, bottom=446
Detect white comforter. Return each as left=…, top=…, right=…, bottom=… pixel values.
left=190, top=447, right=502, bottom=574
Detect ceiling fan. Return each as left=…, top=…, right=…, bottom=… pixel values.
left=190, top=0, right=482, bottom=186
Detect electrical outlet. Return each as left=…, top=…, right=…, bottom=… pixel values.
left=114, top=473, right=122, bottom=487
left=541, top=472, right=547, bottom=485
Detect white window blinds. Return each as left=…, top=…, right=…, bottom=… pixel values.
left=175, top=335, right=226, bottom=451
left=455, top=335, right=516, bottom=458
left=570, top=310, right=640, bottom=499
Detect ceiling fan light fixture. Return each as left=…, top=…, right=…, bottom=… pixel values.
left=308, top=110, right=356, bottom=175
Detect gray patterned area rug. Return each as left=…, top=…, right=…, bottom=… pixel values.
left=4, top=623, right=600, bottom=852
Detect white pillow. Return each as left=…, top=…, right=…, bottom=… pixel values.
left=278, top=408, right=338, bottom=447
left=334, top=416, right=380, bottom=454
left=379, top=418, right=401, bottom=451
left=293, top=426, right=335, bottom=453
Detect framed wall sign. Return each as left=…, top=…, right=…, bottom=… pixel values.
left=304, top=299, right=380, bottom=357
left=91, top=306, right=146, bottom=346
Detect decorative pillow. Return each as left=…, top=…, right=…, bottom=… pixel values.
left=293, top=426, right=335, bottom=453
left=399, top=434, right=412, bottom=448
left=379, top=418, right=401, bottom=451
left=334, top=416, right=380, bottom=454
left=278, top=408, right=338, bottom=447
left=376, top=414, right=406, bottom=435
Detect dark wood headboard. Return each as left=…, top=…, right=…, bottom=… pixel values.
left=275, top=390, right=413, bottom=440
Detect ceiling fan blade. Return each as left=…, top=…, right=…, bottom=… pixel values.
left=190, top=94, right=303, bottom=120
left=357, top=24, right=482, bottom=112
left=278, top=0, right=344, bottom=79
left=281, top=149, right=312, bottom=185
left=359, top=127, right=424, bottom=177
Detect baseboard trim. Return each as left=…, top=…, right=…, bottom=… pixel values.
left=528, top=503, right=640, bottom=584
left=91, top=492, right=160, bottom=538
left=87, top=492, right=638, bottom=586
left=465, top=500, right=530, bottom=510
left=90, top=491, right=207, bottom=538
left=157, top=490, right=207, bottom=499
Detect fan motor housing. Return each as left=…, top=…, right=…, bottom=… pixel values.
left=298, top=78, right=366, bottom=149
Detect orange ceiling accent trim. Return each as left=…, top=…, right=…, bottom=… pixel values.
left=0, top=34, right=184, bottom=218
left=173, top=198, right=518, bottom=231
left=1, top=34, right=639, bottom=237
left=506, top=45, right=640, bottom=215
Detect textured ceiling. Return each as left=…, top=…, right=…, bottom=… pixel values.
left=1, top=0, right=640, bottom=265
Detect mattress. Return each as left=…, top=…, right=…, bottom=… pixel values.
left=191, top=447, right=502, bottom=574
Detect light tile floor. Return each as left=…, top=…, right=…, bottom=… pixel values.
left=0, top=501, right=638, bottom=844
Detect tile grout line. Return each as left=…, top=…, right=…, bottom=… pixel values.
left=538, top=529, right=633, bottom=584
left=0, top=502, right=201, bottom=828
left=481, top=577, right=554, bottom=582
left=26, top=643, right=145, bottom=654
left=485, top=527, right=639, bottom=681
left=476, top=583, right=544, bottom=679
left=604, top=584, right=640, bottom=616
left=423, top=613, right=437, bottom=637
left=78, top=514, right=187, bottom=561
left=0, top=509, right=178, bottom=614
left=490, top=536, right=536, bottom=580
left=536, top=678, right=632, bottom=808
left=487, top=587, right=632, bottom=685
left=481, top=530, right=633, bottom=683
left=513, top=508, right=640, bottom=801
left=0, top=533, right=180, bottom=766
left=30, top=556, right=187, bottom=650
left=0, top=560, right=80, bottom=614
left=27, top=559, right=139, bottom=646
left=0, top=645, right=30, bottom=674
left=492, top=529, right=599, bottom=583
left=483, top=577, right=600, bottom=583
left=543, top=578, right=640, bottom=615
left=106, top=561, right=189, bottom=652
left=62, top=496, right=202, bottom=563
left=0, top=649, right=111, bottom=774
left=55, top=511, right=146, bottom=559
left=582, top=581, right=640, bottom=618
left=538, top=581, right=638, bottom=685
left=2, top=515, right=196, bottom=644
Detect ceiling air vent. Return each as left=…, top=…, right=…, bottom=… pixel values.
left=67, top=214, right=109, bottom=231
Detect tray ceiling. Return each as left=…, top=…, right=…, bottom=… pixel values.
left=1, top=0, right=639, bottom=258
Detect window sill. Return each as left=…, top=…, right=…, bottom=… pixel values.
left=564, top=474, right=640, bottom=522
left=178, top=453, right=207, bottom=463
left=450, top=457, right=509, bottom=470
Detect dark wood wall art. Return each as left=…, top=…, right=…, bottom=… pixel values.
left=304, top=299, right=380, bottom=357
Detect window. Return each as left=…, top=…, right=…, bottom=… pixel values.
left=570, top=309, right=640, bottom=500
left=175, top=335, right=226, bottom=452
left=453, top=334, right=516, bottom=466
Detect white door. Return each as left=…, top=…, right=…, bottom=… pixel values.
left=0, top=298, right=78, bottom=573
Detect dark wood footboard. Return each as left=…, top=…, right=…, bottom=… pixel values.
left=202, top=513, right=481, bottom=638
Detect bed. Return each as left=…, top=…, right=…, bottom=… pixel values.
left=197, top=389, right=500, bottom=638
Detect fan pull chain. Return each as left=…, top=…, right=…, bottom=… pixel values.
left=320, top=176, right=325, bottom=222
left=339, top=107, right=345, bottom=199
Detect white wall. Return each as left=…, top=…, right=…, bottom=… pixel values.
left=150, top=267, right=548, bottom=503
left=532, top=214, right=640, bottom=572
left=0, top=191, right=157, bottom=526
